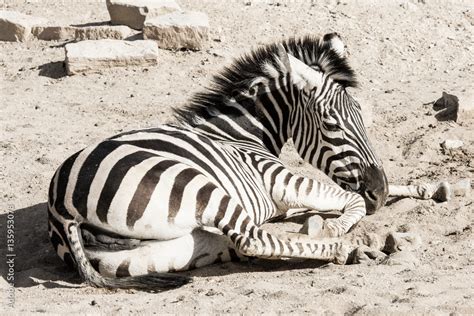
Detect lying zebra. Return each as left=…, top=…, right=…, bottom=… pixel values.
left=48, top=34, right=394, bottom=290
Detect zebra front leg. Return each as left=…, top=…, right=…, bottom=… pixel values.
left=271, top=173, right=366, bottom=238
left=198, top=185, right=351, bottom=264
left=389, top=181, right=451, bottom=202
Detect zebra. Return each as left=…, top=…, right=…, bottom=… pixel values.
left=47, top=33, right=389, bottom=290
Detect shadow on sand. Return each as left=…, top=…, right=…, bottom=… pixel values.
left=0, top=203, right=328, bottom=291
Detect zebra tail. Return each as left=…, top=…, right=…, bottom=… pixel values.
left=65, top=221, right=191, bottom=290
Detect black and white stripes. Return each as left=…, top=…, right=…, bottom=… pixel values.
left=47, top=33, right=388, bottom=290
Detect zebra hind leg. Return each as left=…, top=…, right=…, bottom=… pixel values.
left=65, top=222, right=191, bottom=291
left=81, top=224, right=142, bottom=251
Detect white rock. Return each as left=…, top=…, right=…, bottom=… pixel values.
left=32, top=26, right=76, bottom=41
left=441, top=139, right=464, bottom=150
left=106, top=0, right=181, bottom=30
left=65, top=40, right=159, bottom=75
left=143, top=11, right=210, bottom=50
left=0, top=10, right=48, bottom=41
left=74, top=24, right=137, bottom=40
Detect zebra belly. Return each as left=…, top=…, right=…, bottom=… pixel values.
left=83, top=156, right=212, bottom=241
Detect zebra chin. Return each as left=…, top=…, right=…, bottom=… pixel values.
left=334, top=164, right=389, bottom=215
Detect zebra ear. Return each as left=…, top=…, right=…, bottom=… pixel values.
left=323, top=33, right=346, bottom=58
left=287, top=54, right=324, bottom=90
left=275, top=43, right=291, bottom=72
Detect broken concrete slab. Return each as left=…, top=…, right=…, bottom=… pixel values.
left=32, top=25, right=76, bottom=41
left=106, top=0, right=181, bottom=30
left=65, top=39, right=159, bottom=75
left=74, top=24, right=137, bottom=40
left=0, top=10, right=48, bottom=41
left=143, top=11, right=209, bottom=50
left=32, top=24, right=138, bottom=41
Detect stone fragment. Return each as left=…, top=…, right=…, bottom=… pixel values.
left=65, top=39, right=158, bottom=75
left=106, top=0, right=181, bottom=30
left=0, top=10, right=48, bottom=41
left=452, top=178, right=471, bottom=197
left=32, top=25, right=76, bottom=41
left=74, top=24, right=137, bottom=40
left=441, top=139, right=464, bottom=150
left=143, top=11, right=209, bottom=50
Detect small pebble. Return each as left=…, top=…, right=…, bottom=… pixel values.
left=441, top=139, right=464, bottom=150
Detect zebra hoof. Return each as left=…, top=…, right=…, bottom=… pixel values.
left=333, top=244, right=350, bottom=265
left=383, top=231, right=422, bottom=254
left=350, top=245, right=386, bottom=265
left=299, top=215, right=324, bottom=238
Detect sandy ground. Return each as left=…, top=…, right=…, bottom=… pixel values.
left=1, top=0, right=473, bottom=314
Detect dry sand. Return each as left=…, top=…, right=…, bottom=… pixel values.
left=0, top=0, right=473, bottom=314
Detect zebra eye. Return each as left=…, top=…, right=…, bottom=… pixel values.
left=322, top=114, right=342, bottom=131
left=323, top=121, right=341, bottom=132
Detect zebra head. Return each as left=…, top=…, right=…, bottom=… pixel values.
left=280, top=34, right=389, bottom=213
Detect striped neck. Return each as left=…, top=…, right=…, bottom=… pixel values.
left=190, top=76, right=297, bottom=156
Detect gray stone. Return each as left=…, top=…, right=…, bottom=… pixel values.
left=143, top=11, right=209, bottom=50
left=65, top=39, right=159, bottom=75
left=432, top=90, right=474, bottom=123
left=0, top=10, right=48, bottom=41
left=106, top=0, right=181, bottom=30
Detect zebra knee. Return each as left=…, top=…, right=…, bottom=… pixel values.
left=236, top=238, right=262, bottom=257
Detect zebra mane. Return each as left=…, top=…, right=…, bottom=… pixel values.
left=173, top=35, right=357, bottom=126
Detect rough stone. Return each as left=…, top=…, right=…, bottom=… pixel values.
left=106, top=0, right=181, bottom=30
left=143, top=11, right=210, bottom=50
left=74, top=24, right=137, bottom=40
left=0, top=10, right=48, bottom=41
left=431, top=91, right=473, bottom=123
left=65, top=39, right=159, bottom=75
left=32, top=24, right=138, bottom=41
left=32, top=25, right=76, bottom=41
